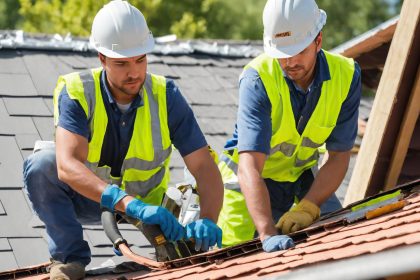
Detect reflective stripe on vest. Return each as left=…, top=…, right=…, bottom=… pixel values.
left=217, top=50, right=355, bottom=247
left=220, top=153, right=238, bottom=174
left=246, top=50, right=355, bottom=182
left=218, top=151, right=241, bottom=192
left=53, top=69, right=171, bottom=205
left=217, top=151, right=254, bottom=246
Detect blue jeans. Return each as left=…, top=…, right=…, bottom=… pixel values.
left=23, top=149, right=102, bottom=266
left=266, top=169, right=342, bottom=223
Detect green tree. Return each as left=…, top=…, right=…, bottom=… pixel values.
left=317, top=0, right=395, bottom=49
left=15, top=0, right=401, bottom=49
left=17, top=0, right=210, bottom=37
left=19, top=0, right=107, bottom=36
left=0, top=0, right=21, bottom=29
left=203, top=0, right=266, bottom=40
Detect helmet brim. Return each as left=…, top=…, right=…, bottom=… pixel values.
left=263, top=10, right=326, bottom=59
left=263, top=32, right=314, bottom=59
left=90, top=33, right=155, bottom=58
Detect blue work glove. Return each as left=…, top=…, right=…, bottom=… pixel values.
left=186, top=218, right=223, bottom=252
left=125, top=199, right=184, bottom=242
left=100, top=184, right=128, bottom=212
left=113, top=247, right=123, bottom=256
left=262, top=235, right=295, bottom=253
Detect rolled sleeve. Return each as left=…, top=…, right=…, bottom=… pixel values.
left=166, top=80, right=207, bottom=157
left=326, top=62, right=362, bottom=151
left=57, top=86, right=90, bottom=139
left=237, top=68, right=272, bottom=155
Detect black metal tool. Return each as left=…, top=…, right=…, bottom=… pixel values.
left=101, top=209, right=200, bottom=268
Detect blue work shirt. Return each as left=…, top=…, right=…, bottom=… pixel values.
left=57, top=70, right=207, bottom=177
left=225, top=50, right=362, bottom=154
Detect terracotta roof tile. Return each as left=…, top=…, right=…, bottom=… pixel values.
left=5, top=183, right=420, bottom=280
left=107, top=191, right=420, bottom=280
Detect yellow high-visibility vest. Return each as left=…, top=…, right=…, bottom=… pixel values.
left=217, top=50, right=355, bottom=246
left=53, top=68, right=172, bottom=206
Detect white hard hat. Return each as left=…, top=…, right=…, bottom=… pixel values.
left=263, top=0, right=326, bottom=58
left=90, top=0, right=154, bottom=58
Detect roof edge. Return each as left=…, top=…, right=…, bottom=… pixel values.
left=267, top=243, right=420, bottom=280
left=331, top=16, right=399, bottom=57
left=0, top=30, right=262, bottom=58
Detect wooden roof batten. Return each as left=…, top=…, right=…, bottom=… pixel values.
left=344, top=0, right=420, bottom=205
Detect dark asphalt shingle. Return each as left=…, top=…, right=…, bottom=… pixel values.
left=48, top=54, right=81, bottom=75
left=3, top=97, right=52, bottom=117
left=0, top=40, right=252, bottom=271
left=0, top=200, right=5, bottom=215
left=170, top=65, right=212, bottom=77
left=0, top=137, right=24, bottom=188
left=43, top=97, right=54, bottom=114
left=0, top=238, right=11, bottom=251
left=147, top=63, right=179, bottom=79
left=56, top=54, right=90, bottom=70
left=0, top=51, right=27, bottom=74
left=162, top=55, right=199, bottom=66
left=31, top=117, right=55, bottom=140
left=15, top=133, right=42, bottom=150
left=0, top=190, right=40, bottom=237
left=0, top=252, right=18, bottom=271
left=21, top=52, right=61, bottom=96
left=8, top=238, right=50, bottom=268
left=0, top=73, right=38, bottom=97
left=0, top=100, right=39, bottom=136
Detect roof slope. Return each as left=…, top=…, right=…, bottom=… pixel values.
left=120, top=183, right=420, bottom=280
left=9, top=179, right=420, bottom=280
left=0, top=20, right=408, bottom=277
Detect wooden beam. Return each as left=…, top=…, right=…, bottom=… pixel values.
left=340, top=18, right=397, bottom=58
left=384, top=66, right=420, bottom=190
left=344, top=0, right=420, bottom=206
left=386, top=271, right=420, bottom=280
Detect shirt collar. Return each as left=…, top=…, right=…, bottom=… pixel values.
left=100, top=70, right=143, bottom=109
left=281, top=49, right=331, bottom=94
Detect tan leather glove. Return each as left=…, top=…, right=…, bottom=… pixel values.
left=276, top=199, right=320, bottom=234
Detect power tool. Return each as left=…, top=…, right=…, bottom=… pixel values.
left=101, top=183, right=202, bottom=269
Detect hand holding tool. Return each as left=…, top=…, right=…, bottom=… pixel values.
left=186, top=218, right=222, bottom=251
left=100, top=184, right=128, bottom=212
left=126, top=199, right=185, bottom=241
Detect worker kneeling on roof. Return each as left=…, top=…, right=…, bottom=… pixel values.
left=217, top=0, right=361, bottom=252
left=23, top=1, right=223, bottom=279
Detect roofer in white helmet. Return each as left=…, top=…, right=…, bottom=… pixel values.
left=217, top=0, right=361, bottom=252
left=23, top=1, right=223, bottom=279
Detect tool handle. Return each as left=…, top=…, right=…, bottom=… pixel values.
left=365, top=200, right=407, bottom=219
left=101, top=209, right=127, bottom=250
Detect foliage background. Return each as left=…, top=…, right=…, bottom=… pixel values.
left=0, top=0, right=402, bottom=49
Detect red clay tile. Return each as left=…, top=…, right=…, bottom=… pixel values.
left=255, top=269, right=291, bottom=278
left=343, top=207, right=419, bottom=232
left=323, top=212, right=420, bottom=240
left=132, top=263, right=211, bottom=280
left=178, top=254, right=302, bottom=280
left=119, top=199, right=420, bottom=280
left=297, top=221, right=420, bottom=255
left=300, top=204, right=420, bottom=248
left=255, top=232, right=420, bottom=279
left=406, top=193, right=420, bottom=204
left=403, top=200, right=420, bottom=210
